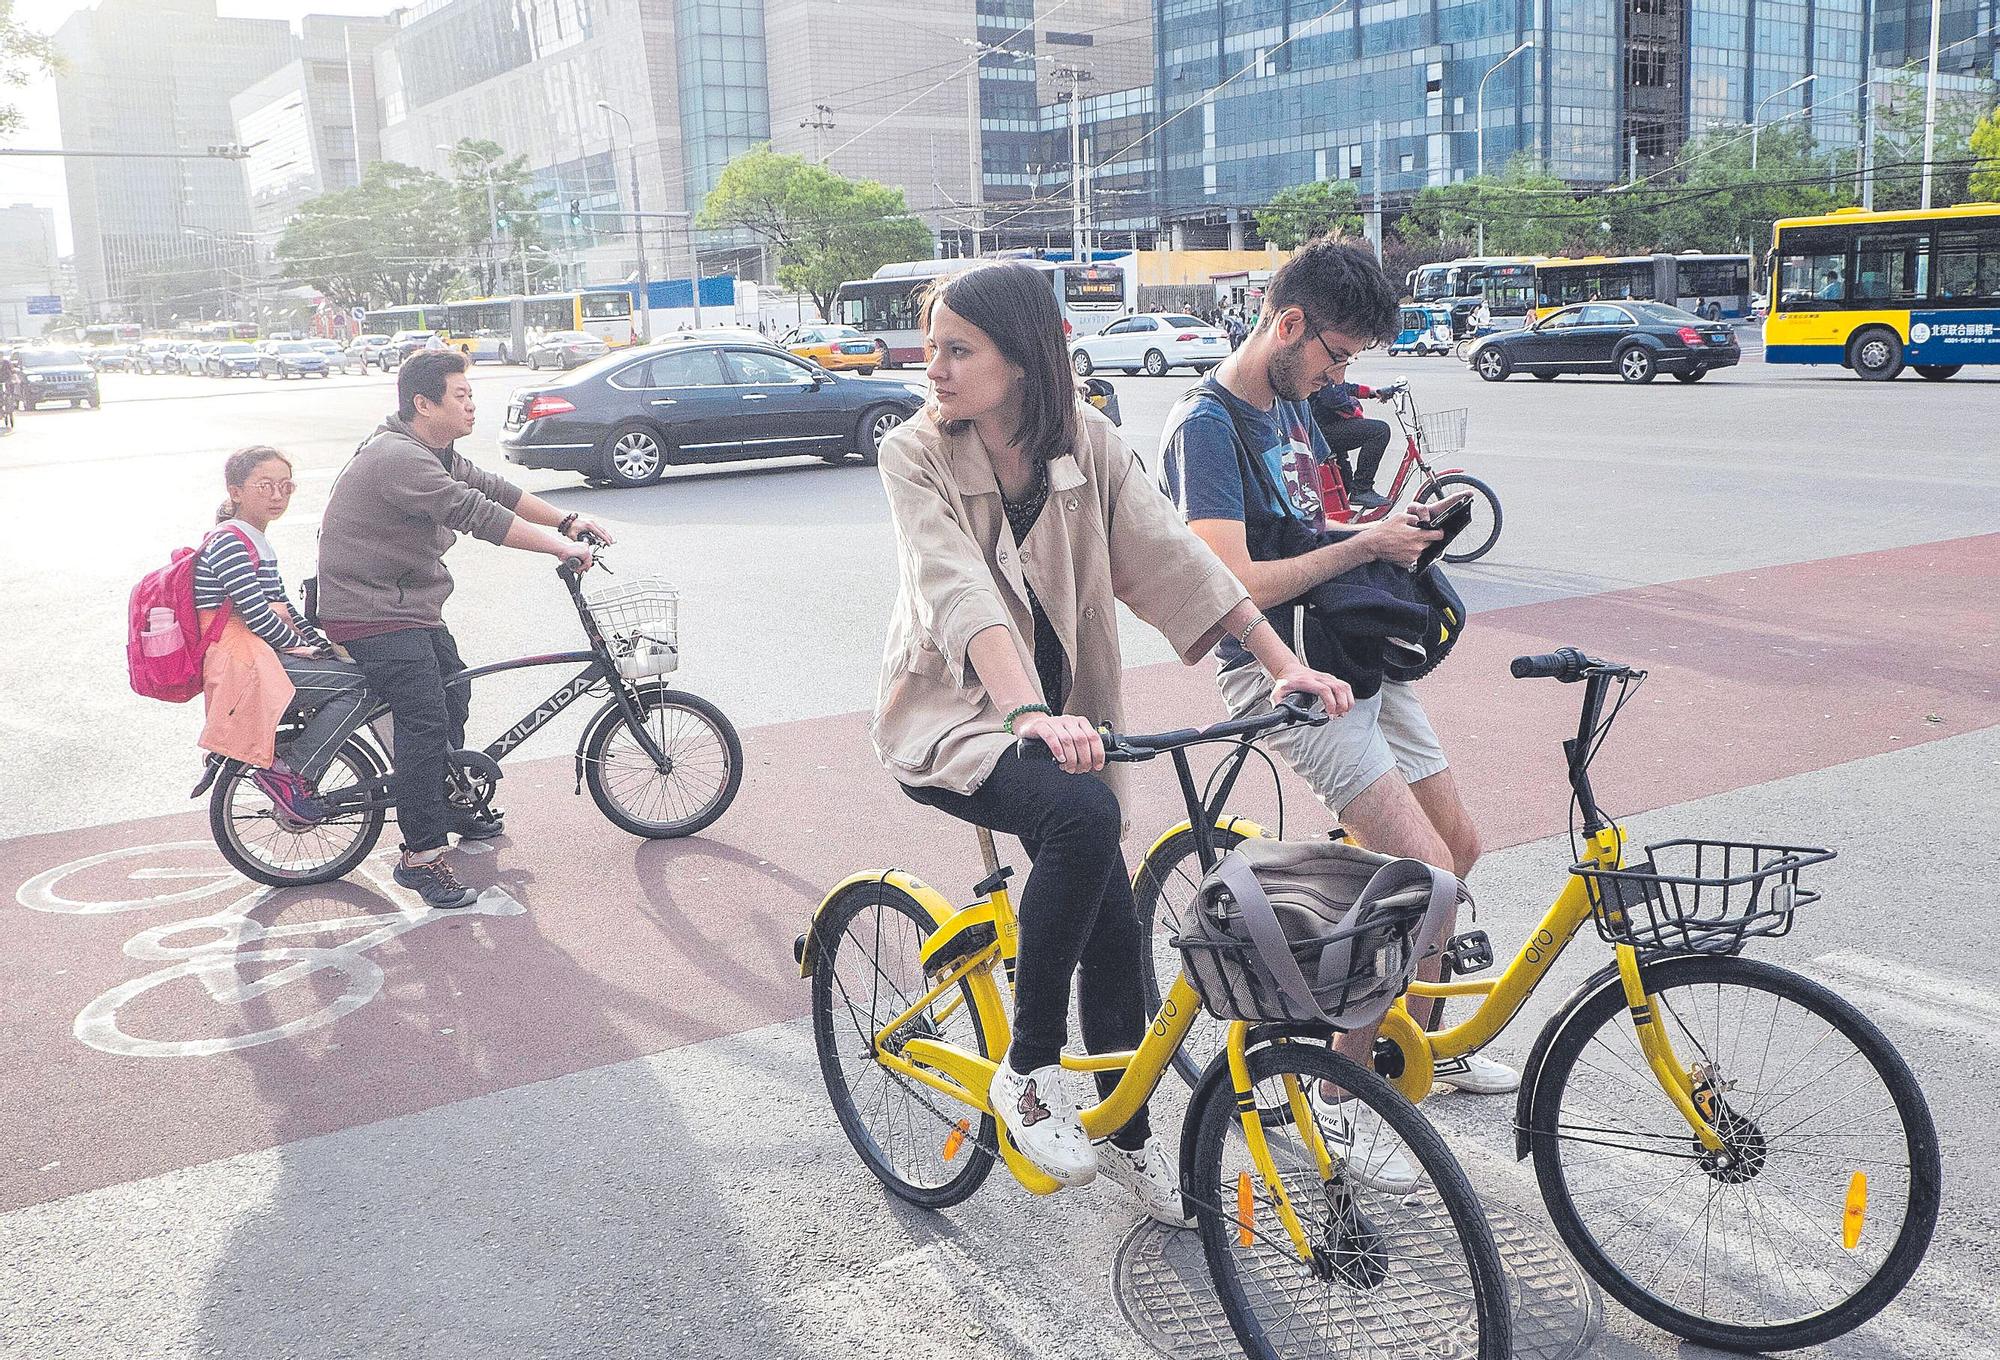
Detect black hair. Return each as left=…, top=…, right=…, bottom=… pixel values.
left=1259, top=237, right=1401, bottom=345
left=216, top=445, right=291, bottom=522
left=918, top=262, right=1079, bottom=463
left=397, top=348, right=470, bottom=420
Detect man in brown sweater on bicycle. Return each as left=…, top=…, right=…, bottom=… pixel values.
left=318, top=349, right=612, bottom=908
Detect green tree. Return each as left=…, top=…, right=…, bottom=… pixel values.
left=1869, top=72, right=1994, bottom=209
left=0, top=0, right=57, bottom=137
left=697, top=146, right=934, bottom=318
left=276, top=162, right=469, bottom=307
left=441, top=137, right=552, bottom=293
left=1255, top=180, right=1363, bottom=248
left=1393, top=156, right=1572, bottom=257
left=1971, top=105, right=2000, bottom=201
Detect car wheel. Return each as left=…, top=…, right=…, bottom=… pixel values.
left=497, top=346, right=510, bottom=365
left=1849, top=327, right=1904, bottom=381
left=1475, top=347, right=1510, bottom=381
left=528, top=352, right=542, bottom=370
left=1533, top=372, right=1557, bottom=382
left=1142, top=348, right=1169, bottom=377
left=86, top=395, right=99, bottom=409
left=1071, top=349, right=1095, bottom=377
left=1914, top=364, right=1961, bottom=381
left=1674, top=366, right=1707, bottom=383
left=600, top=422, right=667, bottom=488
left=22, top=400, right=33, bottom=412
left=1617, top=346, right=1657, bottom=383
left=857, top=405, right=906, bottom=466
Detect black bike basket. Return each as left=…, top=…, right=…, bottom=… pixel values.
left=1172, top=839, right=1458, bottom=1031
left=1571, top=838, right=1834, bottom=954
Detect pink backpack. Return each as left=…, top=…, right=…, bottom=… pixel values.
left=127, top=525, right=256, bottom=703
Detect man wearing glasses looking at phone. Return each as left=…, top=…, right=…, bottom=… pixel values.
left=1160, top=241, right=1515, bottom=1181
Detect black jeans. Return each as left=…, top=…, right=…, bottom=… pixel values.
left=903, top=749, right=1151, bottom=1150
left=341, top=626, right=469, bottom=854
left=1317, top=416, right=1393, bottom=495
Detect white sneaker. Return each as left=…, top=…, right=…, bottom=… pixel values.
left=990, top=1060, right=1097, bottom=1187
left=1098, top=1140, right=1193, bottom=1229
left=1433, top=1052, right=1521, bottom=1095
left=1328, top=1102, right=1419, bottom=1195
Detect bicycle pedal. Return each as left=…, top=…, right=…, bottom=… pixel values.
left=921, top=920, right=997, bottom=976
left=1445, top=930, right=1494, bottom=974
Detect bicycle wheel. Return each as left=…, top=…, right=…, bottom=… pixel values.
left=1133, top=824, right=1248, bottom=1088
left=1528, top=953, right=1940, bottom=1351
left=1193, top=1041, right=1511, bottom=1360
left=1416, top=474, right=1502, bottom=564
left=582, top=687, right=743, bottom=838
left=210, top=734, right=386, bottom=887
left=808, top=880, right=997, bottom=1209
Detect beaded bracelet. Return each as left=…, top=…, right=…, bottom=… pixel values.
left=1234, top=613, right=1269, bottom=646
left=558, top=512, right=578, bottom=537
left=1002, top=702, right=1052, bottom=735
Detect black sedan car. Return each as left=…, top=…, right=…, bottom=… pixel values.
left=1469, top=301, right=1740, bottom=383
left=500, top=338, right=926, bottom=487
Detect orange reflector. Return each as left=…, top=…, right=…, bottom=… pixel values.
left=942, top=1118, right=971, bottom=1162
left=1236, top=1172, right=1255, bottom=1247
left=1843, top=1171, right=1868, bottom=1250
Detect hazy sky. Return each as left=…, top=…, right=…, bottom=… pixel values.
left=6, top=1, right=403, bottom=254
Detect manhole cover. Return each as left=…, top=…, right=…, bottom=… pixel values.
left=1112, top=1201, right=1599, bottom=1360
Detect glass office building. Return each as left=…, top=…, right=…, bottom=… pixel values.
left=1155, top=0, right=1869, bottom=244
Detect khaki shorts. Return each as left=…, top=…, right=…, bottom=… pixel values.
left=1217, top=661, right=1449, bottom=817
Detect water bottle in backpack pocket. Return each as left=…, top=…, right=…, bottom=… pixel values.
left=126, top=527, right=254, bottom=703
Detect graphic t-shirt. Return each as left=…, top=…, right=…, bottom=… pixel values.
left=1159, top=378, right=1333, bottom=666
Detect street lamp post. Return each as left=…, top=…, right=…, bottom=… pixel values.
left=1751, top=74, right=1817, bottom=171
left=1475, top=38, right=1535, bottom=256
left=1919, top=0, right=1943, bottom=209
left=596, top=100, right=653, bottom=342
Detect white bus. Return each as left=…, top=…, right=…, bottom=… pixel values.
left=832, top=257, right=1129, bottom=368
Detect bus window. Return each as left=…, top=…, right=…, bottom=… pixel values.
left=1937, top=226, right=2000, bottom=302
left=1853, top=231, right=1930, bottom=303
left=582, top=291, right=632, bottom=320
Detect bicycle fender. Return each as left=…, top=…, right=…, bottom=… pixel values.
left=1511, top=959, right=1627, bottom=1160
left=795, top=870, right=955, bottom=979
left=1177, top=1022, right=1331, bottom=1216
left=1138, top=814, right=1270, bottom=870
left=572, top=681, right=672, bottom=792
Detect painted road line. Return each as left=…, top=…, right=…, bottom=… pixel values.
left=1813, top=949, right=2000, bottom=1039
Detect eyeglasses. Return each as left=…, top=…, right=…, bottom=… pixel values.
left=249, top=478, right=296, bottom=496
left=1307, top=323, right=1369, bottom=372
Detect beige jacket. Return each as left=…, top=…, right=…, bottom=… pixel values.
left=872, top=400, right=1250, bottom=806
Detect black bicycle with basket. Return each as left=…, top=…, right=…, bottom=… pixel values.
left=200, top=532, right=744, bottom=887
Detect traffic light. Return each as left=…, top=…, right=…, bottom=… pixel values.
left=205, top=143, right=250, bottom=159
left=568, top=198, right=584, bottom=229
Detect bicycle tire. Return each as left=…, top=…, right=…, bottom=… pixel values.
left=809, top=880, right=998, bottom=1209
left=209, top=733, right=386, bottom=887
left=582, top=688, right=743, bottom=838
left=1528, top=953, right=1940, bottom=1352
left=1193, top=1041, right=1512, bottom=1360
left=1133, top=824, right=1249, bottom=1089
left=1416, top=474, right=1502, bottom=564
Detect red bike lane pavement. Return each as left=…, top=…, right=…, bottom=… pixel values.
left=2, top=533, right=1993, bottom=1213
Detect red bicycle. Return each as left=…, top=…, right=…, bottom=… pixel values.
left=1320, top=381, right=1502, bottom=564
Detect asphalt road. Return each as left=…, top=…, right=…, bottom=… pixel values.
left=0, top=346, right=1995, bottom=1359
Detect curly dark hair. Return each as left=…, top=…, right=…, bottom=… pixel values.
left=1260, top=238, right=1401, bottom=344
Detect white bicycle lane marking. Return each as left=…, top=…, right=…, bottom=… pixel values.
left=15, top=840, right=525, bottom=1058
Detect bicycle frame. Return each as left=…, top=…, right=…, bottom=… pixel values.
left=1323, top=386, right=1465, bottom=524
left=1374, top=667, right=1728, bottom=1151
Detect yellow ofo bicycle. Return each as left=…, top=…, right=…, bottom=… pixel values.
left=800, top=698, right=1513, bottom=1360
left=1134, top=647, right=1941, bottom=1353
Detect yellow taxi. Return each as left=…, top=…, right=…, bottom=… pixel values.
left=778, top=323, right=888, bottom=374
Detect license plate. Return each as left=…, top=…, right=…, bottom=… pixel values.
left=1202, top=336, right=1220, bottom=344
left=839, top=344, right=873, bottom=354
left=506, top=403, right=524, bottom=427
left=1706, top=334, right=1730, bottom=345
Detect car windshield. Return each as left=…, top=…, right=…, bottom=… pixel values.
left=220, top=344, right=256, bottom=354
left=825, top=325, right=862, bottom=338
left=277, top=343, right=312, bottom=353
left=1631, top=302, right=1704, bottom=324
left=31, top=350, right=84, bottom=365
left=550, top=331, right=596, bottom=343
left=1163, top=315, right=1206, bottom=328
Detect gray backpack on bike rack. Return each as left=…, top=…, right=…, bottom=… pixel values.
left=1176, top=838, right=1460, bottom=1031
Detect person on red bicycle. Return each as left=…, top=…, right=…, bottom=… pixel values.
left=1307, top=378, right=1396, bottom=509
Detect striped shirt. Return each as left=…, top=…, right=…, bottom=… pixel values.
left=192, top=521, right=315, bottom=651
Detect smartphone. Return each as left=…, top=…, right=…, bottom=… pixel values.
left=1412, top=493, right=1474, bottom=573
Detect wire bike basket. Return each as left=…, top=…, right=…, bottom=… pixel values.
left=1416, top=407, right=1468, bottom=455
left=583, top=576, right=681, bottom=680
left=1571, top=839, right=1835, bottom=955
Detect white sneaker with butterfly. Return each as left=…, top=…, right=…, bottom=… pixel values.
left=989, top=1059, right=1097, bottom=1186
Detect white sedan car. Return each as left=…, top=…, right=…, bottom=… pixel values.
left=1070, top=313, right=1229, bottom=377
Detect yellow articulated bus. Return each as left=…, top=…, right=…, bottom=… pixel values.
left=1763, top=202, right=2000, bottom=381
left=1533, top=253, right=1753, bottom=321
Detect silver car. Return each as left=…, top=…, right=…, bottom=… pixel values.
left=526, top=330, right=610, bottom=370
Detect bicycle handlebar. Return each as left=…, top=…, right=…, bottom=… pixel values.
left=1509, top=647, right=1638, bottom=683
left=1014, top=692, right=1327, bottom=765
left=555, top=527, right=610, bottom=581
